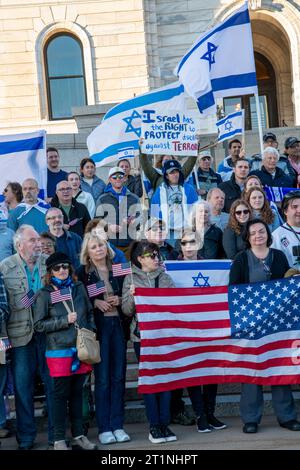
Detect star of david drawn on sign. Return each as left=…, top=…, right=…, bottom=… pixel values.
left=200, top=42, right=218, bottom=70
left=224, top=120, right=233, bottom=132
left=123, top=110, right=142, bottom=137
left=192, top=272, right=210, bottom=287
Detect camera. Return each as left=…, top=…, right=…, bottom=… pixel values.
left=292, top=246, right=300, bottom=263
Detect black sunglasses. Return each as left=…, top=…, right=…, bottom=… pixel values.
left=52, top=263, right=70, bottom=272
left=181, top=240, right=197, bottom=245
left=235, top=209, right=250, bottom=216
left=142, top=252, right=160, bottom=260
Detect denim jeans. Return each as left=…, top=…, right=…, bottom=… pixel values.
left=94, top=316, right=126, bottom=433
left=10, top=334, right=54, bottom=445
left=0, top=364, right=7, bottom=428
left=134, top=342, right=171, bottom=427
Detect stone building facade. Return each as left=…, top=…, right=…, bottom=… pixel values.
left=0, top=0, right=300, bottom=173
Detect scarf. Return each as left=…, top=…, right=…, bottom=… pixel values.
left=50, top=276, right=73, bottom=288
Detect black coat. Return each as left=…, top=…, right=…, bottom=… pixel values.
left=218, top=174, right=242, bottom=213
left=249, top=166, right=293, bottom=188
left=76, top=265, right=130, bottom=341
left=222, top=226, right=246, bottom=259
left=229, top=249, right=290, bottom=285
left=33, top=282, right=95, bottom=351
left=51, top=196, right=91, bottom=238
left=199, top=224, right=225, bottom=259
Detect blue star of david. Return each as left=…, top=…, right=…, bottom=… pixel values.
left=201, top=42, right=218, bottom=70
left=192, top=272, right=210, bottom=287
left=123, top=110, right=142, bottom=137
left=224, top=119, right=233, bottom=131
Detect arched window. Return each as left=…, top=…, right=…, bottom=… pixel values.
left=45, top=33, right=87, bottom=120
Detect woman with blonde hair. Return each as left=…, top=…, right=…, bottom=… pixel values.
left=222, top=199, right=252, bottom=259
left=77, top=233, right=130, bottom=445
left=189, top=201, right=224, bottom=259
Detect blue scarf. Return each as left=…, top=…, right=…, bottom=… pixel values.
left=50, top=276, right=73, bottom=289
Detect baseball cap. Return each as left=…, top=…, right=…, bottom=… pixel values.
left=163, top=159, right=182, bottom=175
left=263, top=132, right=277, bottom=143
left=198, top=150, right=212, bottom=159
left=108, top=167, right=125, bottom=178
left=284, top=137, right=300, bottom=149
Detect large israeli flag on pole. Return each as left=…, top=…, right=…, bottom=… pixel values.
left=87, top=81, right=186, bottom=167
left=216, top=110, right=244, bottom=142
left=0, top=130, right=47, bottom=201
left=164, top=260, right=231, bottom=288
left=174, top=2, right=257, bottom=114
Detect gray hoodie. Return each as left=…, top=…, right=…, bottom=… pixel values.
left=122, top=264, right=174, bottom=342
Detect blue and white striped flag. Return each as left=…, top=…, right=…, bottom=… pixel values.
left=87, top=81, right=186, bottom=167
left=174, top=2, right=257, bottom=114
left=216, top=110, right=244, bottom=142
left=264, top=186, right=296, bottom=203
left=0, top=130, right=47, bottom=201
left=164, top=260, right=231, bottom=288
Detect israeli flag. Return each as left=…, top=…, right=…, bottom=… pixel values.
left=164, top=260, right=231, bottom=288
left=87, top=81, right=186, bottom=167
left=264, top=186, right=297, bottom=203
left=174, top=2, right=257, bottom=114
left=216, top=110, right=244, bottom=142
left=117, top=147, right=135, bottom=160
left=0, top=130, right=47, bottom=201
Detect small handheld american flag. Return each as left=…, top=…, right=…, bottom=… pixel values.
left=112, top=262, right=132, bottom=277
left=20, top=289, right=35, bottom=309
left=50, top=288, right=72, bottom=304
left=87, top=280, right=107, bottom=298
left=0, top=337, right=12, bottom=352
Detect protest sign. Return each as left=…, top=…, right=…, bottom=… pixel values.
left=141, top=109, right=199, bottom=156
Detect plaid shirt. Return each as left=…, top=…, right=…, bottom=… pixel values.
left=0, top=271, right=9, bottom=331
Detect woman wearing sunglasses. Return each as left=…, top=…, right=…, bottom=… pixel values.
left=244, top=187, right=281, bottom=233
left=229, top=219, right=300, bottom=434
left=175, top=229, right=227, bottom=433
left=223, top=199, right=252, bottom=259
left=77, top=233, right=130, bottom=445
left=34, top=252, right=97, bottom=450
left=122, top=241, right=177, bottom=444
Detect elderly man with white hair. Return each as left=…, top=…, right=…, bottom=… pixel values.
left=249, top=147, right=293, bottom=188
left=0, top=225, right=53, bottom=450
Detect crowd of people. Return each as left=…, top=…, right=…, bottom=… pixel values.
left=0, top=131, right=300, bottom=449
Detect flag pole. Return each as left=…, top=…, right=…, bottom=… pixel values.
left=255, top=93, right=264, bottom=155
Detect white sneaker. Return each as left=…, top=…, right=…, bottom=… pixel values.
left=99, top=431, right=117, bottom=445
left=72, top=435, right=98, bottom=450
left=54, top=440, right=70, bottom=450
left=113, top=429, right=131, bottom=443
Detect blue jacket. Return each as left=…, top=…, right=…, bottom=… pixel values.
left=249, top=166, right=293, bottom=188
left=80, top=175, right=106, bottom=203
left=54, top=230, right=82, bottom=270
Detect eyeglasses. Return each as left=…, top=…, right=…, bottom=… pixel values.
left=181, top=240, right=197, bottom=246
left=111, top=174, right=124, bottom=180
left=52, top=263, right=70, bottom=272
left=142, top=252, right=160, bottom=260
left=235, top=209, right=250, bottom=216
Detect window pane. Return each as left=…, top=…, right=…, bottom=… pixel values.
left=50, top=77, right=86, bottom=119
left=223, top=97, right=242, bottom=115
left=47, top=35, right=83, bottom=77
left=250, top=95, right=268, bottom=130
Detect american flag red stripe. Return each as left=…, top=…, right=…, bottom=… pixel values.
left=135, top=281, right=300, bottom=394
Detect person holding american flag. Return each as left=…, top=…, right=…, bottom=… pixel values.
left=77, top=233, right=130, bottom=445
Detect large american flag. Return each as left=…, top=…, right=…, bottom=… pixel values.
left=50, top=288, right=72, bottom=304
left=135, top=277, right=300, bottom=394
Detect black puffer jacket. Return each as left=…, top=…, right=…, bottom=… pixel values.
left=33, top=282, right=95, bottom=351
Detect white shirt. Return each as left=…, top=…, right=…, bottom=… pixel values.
left=271, top=223, right=300, bottom=268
